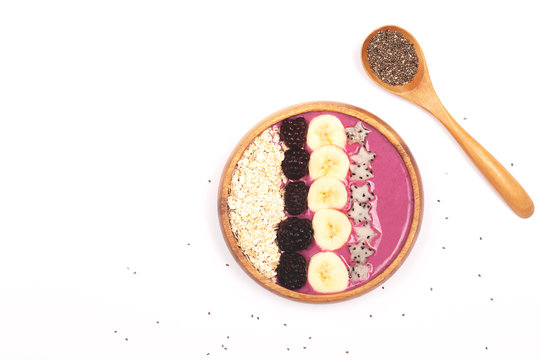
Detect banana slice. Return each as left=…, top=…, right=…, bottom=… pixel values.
left=306, top=114, right=346, bottom=150
left=309, top=145, right=350, bottom=180
left=307, top=252, right=349, bottom=293
left=307, top=176, right=348, bottom=212
left=313, top=209, right=352, bottom=250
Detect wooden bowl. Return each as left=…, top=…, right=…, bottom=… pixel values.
left=218, top=101, right=423, bottom=302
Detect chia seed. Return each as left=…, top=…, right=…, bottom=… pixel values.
left=367, top=30, right=419, bottom=86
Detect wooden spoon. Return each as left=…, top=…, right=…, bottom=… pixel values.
left=361, top=25, right=534, bottom=219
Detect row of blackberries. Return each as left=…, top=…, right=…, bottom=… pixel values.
left=276, top=218, right=312, bottom=290
left=276, top=117, right=312, bottom=290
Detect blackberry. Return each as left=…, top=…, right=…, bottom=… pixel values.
left=281, top=148, right=309, bottom=180
left=276, top=217, right=313, bottom=251
left=280, top=117, right=307, bottom=149
left=276, top=251, right=307, bottom=290
left=284, top=181, right=309, bottom=215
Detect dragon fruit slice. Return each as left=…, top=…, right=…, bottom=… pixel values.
left=347, top=201, right=372, bottom=223
left=345, top=122, right=370, bottom=145
left=350, top=163, right=373, bottom=182
left=349, top=263, right=371, bottom=282
left=348, top=240, right=375, bottom=264
left=350, top=146, right=376, bottom=166
left=350, top=183, right=374, bottom=203
left=353, top=222, right=378, bottom=242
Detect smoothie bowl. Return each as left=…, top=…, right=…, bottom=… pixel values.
left=218, top=101, right=423, bottom=302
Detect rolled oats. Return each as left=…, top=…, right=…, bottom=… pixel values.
left=227, top=126, right=286, bottom=278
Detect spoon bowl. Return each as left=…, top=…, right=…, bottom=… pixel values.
left=361, top=25, right=429, bottom=96
left=361, top=25, right=534, bottom=218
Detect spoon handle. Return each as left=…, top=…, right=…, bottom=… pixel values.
left=425, top=98, right=534, bottom=218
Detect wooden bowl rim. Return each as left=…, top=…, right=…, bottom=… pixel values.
left=218, top=101, right=423, bottom=303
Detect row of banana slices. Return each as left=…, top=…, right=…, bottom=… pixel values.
left=303, top=114, right=374, bottom=293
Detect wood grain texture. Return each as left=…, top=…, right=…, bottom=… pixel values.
left=218, top=101, right=423, bottom=303
left=361, top=25, right=534, bottom=218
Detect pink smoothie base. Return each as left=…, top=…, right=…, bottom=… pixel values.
left=277, top=111, right=414, bottom=295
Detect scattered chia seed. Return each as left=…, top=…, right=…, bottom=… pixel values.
left=225, top=264, right=230, bottom=267
left=478, top=274, right=481, bottom=277
left=367, top=30, right=419, bottom=86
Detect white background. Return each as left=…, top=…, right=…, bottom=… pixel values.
left=1, top=0, right=539, bottom=359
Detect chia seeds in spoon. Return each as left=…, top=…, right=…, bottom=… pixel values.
left=367, top=30, right=419, bottom=86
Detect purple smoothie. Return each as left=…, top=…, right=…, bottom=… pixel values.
left=277, top=111, right=414, bottom=294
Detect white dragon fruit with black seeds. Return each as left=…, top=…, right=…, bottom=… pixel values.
left=345, top=122, right=370, bottom=145
left=343, top=120, right=380, bottom=285
left=350, top=163, right=373, bottom=182
left=348, top=240, right=375, bottom=264
left=350, top=146, right=376, bottom=166
left=349, top=263, right=371, bottom=282
left=348, top=201, right=372, bottom=223
left=353, top=222, right=378, bottom=242
left=350, top=183, right=375, bottom=202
